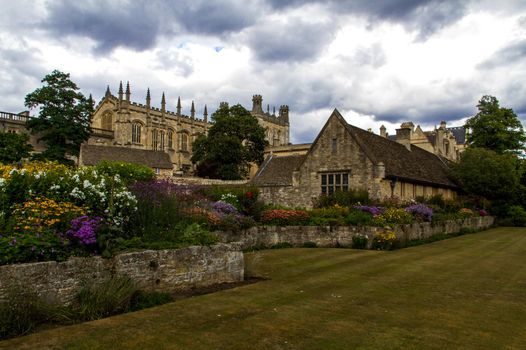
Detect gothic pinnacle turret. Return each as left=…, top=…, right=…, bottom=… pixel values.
left=125, top=81, right=131, bottom=102
left=146, top=88, right=151, bottom=109
left=191, top=100, right=195, bottom=119
left=118, top=81, right=123, bottom=101
left=204, top=105, right=208, bottom=123
left=177, top=96, right=181, bottom=117
left=161, top=92, right=166, bottom=113
left=105, top=85, right=111, bottom=98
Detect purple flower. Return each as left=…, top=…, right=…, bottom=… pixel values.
left=212, top=201, right=238, bottom=215
left=9, top=238, right=16, bottom=246
left=353, top=205, right=383, bottom=216
left=67, top=216, right=103, bottom=245
left=405, top=204, right=433, bottom=221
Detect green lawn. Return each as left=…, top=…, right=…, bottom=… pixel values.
left=2, top=227, right=526, bottom=350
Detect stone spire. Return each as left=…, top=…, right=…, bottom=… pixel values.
left=191, top=100, right=195, bottom=119
left=204, top=105, right=208, bottom=123
left=161, top=92, right=166, bottom=113
left=177, top=96, right=181, bottom=116
left=146, top=88, right=151, bottom=109
left=267, top=104, right=270, bottom=114
left=105, top=85, right=111, bottom=98
left=125, top=81, right=131, bottom=102
left=273, top=106, right=276, bottom=116
left=118, top=81, right=123, bottom=102
left=252, top=94, right=263, bottom=114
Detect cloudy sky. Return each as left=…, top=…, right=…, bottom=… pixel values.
left=1, top=0, right=526, bottom=143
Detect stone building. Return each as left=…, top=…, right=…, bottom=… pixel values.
left=88, top=83, right=290, bottom=173
left=252, top=109, right=458, bottom=208
left=0, top=110, right=47, bottom=153
left=382, top=121, right=466, bottom=161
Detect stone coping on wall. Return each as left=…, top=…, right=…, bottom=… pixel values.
left=216, top=216, right=495, bottom=250
left=0, top=243, right=244, bottom=306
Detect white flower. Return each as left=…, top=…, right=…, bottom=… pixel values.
left=83, top=180, right=92, bottom=188
left=9, top=169, right=17, bottom=175
left=71, top=187, right=85, bottom=200
left=0, top=178, right=5, bottom=187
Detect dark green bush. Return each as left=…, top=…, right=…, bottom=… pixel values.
left=309, top=206, right=349, bottom=226
left=271, top=242, right=293, bottom=249
left=94, top=160, right=155, bottom=184
left=345, top=210, right=374, bottom=226
left=302, top=241, right=317, bottom=248
left=314, top=189, right=370, bottom=208
left=129, top=291, right=173, bottom=311
left=351, top=234, right=368, bottom=249
left=504, top=205, right=526, bottom=226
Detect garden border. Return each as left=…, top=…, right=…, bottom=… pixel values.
left=216, top=216, right=495, bottom=249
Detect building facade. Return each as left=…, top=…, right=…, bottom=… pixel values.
left=252, top=110, right=458, bottom=208
left=89, top=83, right=290, bottom=173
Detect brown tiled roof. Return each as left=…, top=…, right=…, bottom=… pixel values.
left=251, top=154, right=306, bottom=186
left=346, top=123, right=457, bottom=188
left=80, top=144, right=173, bottom=169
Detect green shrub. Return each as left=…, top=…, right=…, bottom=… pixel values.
left=74, top=276, right=138, bottom=321
left=345, top=210, right=374, bottom=226
left=314, top=189, right=370, bottom=208
left=271, top=242, right=293, bottom=249
left=302, top=241, right=317, bottom=248
left=180, top=223, right=218, bottom=246
left=309, top=205, right=349, bottom=226
left=505, top=205, right=526, bottom=226
left=352, top=234, right=368, bottom=249
left=426, top=194, right=445, bottom=208
left=94, top=160, right=155, bottom=184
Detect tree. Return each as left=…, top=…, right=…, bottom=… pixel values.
left=453, top=147, right=523, bottom=201
left=25, top=70, right=94, bottom=165
left=465, top=95, right=526, bottom=154
left=0, top=132, right=33, bottom=164
left=191, top=104, right=267, bottom=179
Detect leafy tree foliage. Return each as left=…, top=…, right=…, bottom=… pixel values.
left=191, top=104, right=267, bottom=179
left=0, top=132, right=33, bottom=164
left=453, top=147, right=523, bottom=201
left=465, top=95, right=526, bottom=153
left=25, top=70, right=94, bottom=165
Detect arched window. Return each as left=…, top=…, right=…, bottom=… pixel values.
left=102, top=112, right=113, bottom=130
left=132, top=122, right=142, bottom=143
left=160, top=130, right=165, bottom=150
left=151, top=129, right=158, bottom=149
left=181, top=133, right=188, bottom=151
left=168, top=130, right=174, bottom=149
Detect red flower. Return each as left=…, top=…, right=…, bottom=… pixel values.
left=246, top=191, right=253, bottom=199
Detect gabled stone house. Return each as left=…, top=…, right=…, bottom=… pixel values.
left=252, top=109, right=458, bottom=208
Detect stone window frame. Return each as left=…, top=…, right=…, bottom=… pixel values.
left=151, top=129, right=158, bottom=150
left=179, top=130, right=190, bottom=152
left=101, top=111, right=113, bottom=130
left=331, top=138, right=337, bottom=154
left=320, top=171, right=350, bottom=195
left=131, top=121, right=143, bottom=144
left=167, top=129, right=175, bottom=150
left=160, top=130, right=165, bottom=150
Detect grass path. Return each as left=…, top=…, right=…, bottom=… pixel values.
left=2, top=227, right=526, bottom=349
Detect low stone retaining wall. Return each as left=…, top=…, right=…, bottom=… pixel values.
left=216, top=216, right=495, bottom=249
left=0, top=243, right=243, bottom=305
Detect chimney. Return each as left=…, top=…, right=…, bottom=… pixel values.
left=380, top=125, right=387, bottom=138
left=396, top=127, right=412, bottom=151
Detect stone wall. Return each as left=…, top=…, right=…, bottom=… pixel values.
left=216, top=216, right=495, bottom=249
left=0, top=243, right=243, bottom=305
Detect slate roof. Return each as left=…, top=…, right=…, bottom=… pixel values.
left=251, top=154, right=306, bottom=186
left=448, top=126, right=466, bottom=144
left=346, top=124, right=457, bottom=188
left=80, top=144, right=173, bottom=169
left=252, top=110, right=457, bottom=189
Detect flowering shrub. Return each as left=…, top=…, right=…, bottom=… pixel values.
left=353, top=205, right=383, bottom=216
left=459, top=208, right=475, bottom=218
left=352, top=234, right=368, bottom=249
left=260, top=209, right=310, bottom=226
left=373, top=208, right=413, bottom=226
left=67, top=216, right=103, bottom=246
left=478, top=209, right=488, bottom=217
left=405, top=204, right=433, bottom=222
left=212, top=201, right=238, bottom=215
left=372, top=230, right=397, bottom=250
left=11, top=197, right=86, bottom=234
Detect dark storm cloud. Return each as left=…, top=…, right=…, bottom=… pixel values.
left=266, top=0, right=468, bottom=39
left=246, top=19, right=336, bottom=62
left=42, top=0, right=258, bottom=53
left=478, top=40, right=526, bottom=69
